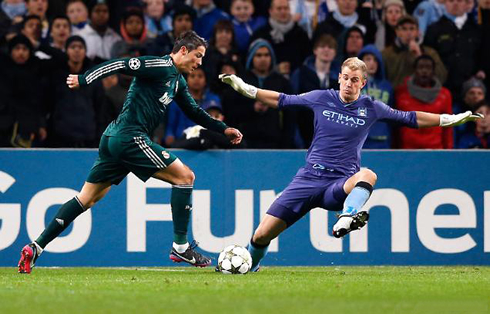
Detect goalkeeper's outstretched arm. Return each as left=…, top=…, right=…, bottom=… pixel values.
left=416, top=111, right=483, bottom=128
left=219, top=74, right=281, bottom=108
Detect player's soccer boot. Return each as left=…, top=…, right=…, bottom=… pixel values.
left=170, top=241, right=212, bottom=267
left=18, top=243, right=40, bottom=274
left=332, top=211, right=369, bottom=238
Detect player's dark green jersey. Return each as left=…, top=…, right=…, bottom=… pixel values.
left=78, top=55, right=227, bottom=138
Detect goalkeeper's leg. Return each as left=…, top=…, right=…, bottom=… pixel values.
left=333, top=169, right=377, bottom=238
left=19, top=182, right=112, bottom=273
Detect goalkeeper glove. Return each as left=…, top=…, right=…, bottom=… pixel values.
left=439, top=111, right=484, bottom=127
left=219, top=74, right=258, bottom=99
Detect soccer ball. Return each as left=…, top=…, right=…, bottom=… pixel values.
left=217, top=245, right=252, bottom=274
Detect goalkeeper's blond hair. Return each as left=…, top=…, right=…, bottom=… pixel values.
left=341, top=57, right=368, bottom=82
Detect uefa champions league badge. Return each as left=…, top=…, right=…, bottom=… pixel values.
left=128, top=58, right=141, bottom=70
left=162, top=151, right=170, bottom=159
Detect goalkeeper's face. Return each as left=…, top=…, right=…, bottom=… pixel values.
left=338, top=68, right=366, bottom=103
left=181, top=45, right=206, bottom=73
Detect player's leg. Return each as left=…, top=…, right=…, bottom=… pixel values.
left=333, top=168, right=377, bottom=238
left=248, top=213, right=288, bottom=272
left=18, top=181, right=111, bottom=273
left=152, top=159, right=211, bottom=267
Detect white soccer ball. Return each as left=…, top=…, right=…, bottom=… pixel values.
left=217, top=245, right=252, bottom=274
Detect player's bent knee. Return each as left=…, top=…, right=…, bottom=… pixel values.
left=361, top=168, right=377, bottom=185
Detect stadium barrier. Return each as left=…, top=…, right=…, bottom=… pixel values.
left=0, top=149, right=489, bottom=266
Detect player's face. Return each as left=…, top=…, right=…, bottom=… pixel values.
left=414, top=59, right=434, bottom=86
left=11, top=44, right=30, bottom=64
left=395, top=23, right=418, bottom=45
left=66, top=42, right=86, bottom=63
left=362, top=54, right=378, bottom=76
left=337, top=0, right=357, bottom=15
left=385, top=4, right=403, bottom=27
left=269, top=0, right=291, bottom=24
left=187, top=68, right=206, bottom=91
left=464, top=87, right=485, bottom=107
left=338, top=67, right=366, bottom=102
left=67, top=2, right=88, bottom=24
left=145, top=0, right=164, bottom=19
left=181, top=45, right=205, bottom=73
left=314, top=44, right=336, bottom=63
left=125, top=16, right=144, bottom=38
left=51, top=19, right=71, bottom=43
left=173, top=15, right=192, bottom=37
left=231, top=0, right=254, bottom=23
left=27, top=0, right=48, bottom=18
left=445, top=0, right=466, bottom=16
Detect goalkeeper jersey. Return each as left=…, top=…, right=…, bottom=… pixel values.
left=78, top=55, right=227, bottom=138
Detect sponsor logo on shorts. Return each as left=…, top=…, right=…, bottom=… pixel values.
left=162, top=151, right=170, bottom=159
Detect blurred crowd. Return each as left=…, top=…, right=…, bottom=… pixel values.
left=0, top=0, right=489, bottom=149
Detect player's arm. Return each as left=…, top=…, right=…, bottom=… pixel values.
left=67, top=56, right=167, bottom=88
left=219, top=74, right=280, bottom=108
left=416, top=111, right=483, bottom=128
left=175, top=79, right=242, bottom=144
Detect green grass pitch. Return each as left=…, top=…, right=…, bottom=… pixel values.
left=1, top=266, right=489, bottom=314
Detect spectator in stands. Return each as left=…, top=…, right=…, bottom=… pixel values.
left=382, top=15, right=447, bottom=88
left=341, top=25, right=364, bottom=61
left=238, top=38, right=296, bottom=148
left=113, top=7, right=149, bottom=56
left=78, top=0, right=121, bottom=63
left=192, top=0, right=229, bottom=40
left=289, top=0, right=330, bottom=39
left=25, top=0, right=48, bottom=38
left=291, top=34, right=339, bottom=147
left=147, top=4, right=195, bottom=56
left=456, top=101, right=490, bottom=148
left=375, top=0, right=406, bottom=51
left=165, top=67, right=221, bottom=147
left=230, top=0, right=266, bottom=53
left=413, top=0, right=446, bottom=37
left=214, top=58, right=246, bottom=126
left=395, top=55, right=453, bottom=148
left=251, top=0, right=311, bottom=76
left=203, top=19, right=240, bottom=88
left=313, top=0, right=376, bottom=46
left=172, top=101, right=242, bottom=149
left=66, top=0, right=88, bottom=35
left=424, top=0, right=482, bottom=101
left=48, top=15, right=70, bottom=51
left=358, top=44, right=394, bottom=149
left=0, top=34, right=47, bottom=147
left=1, top=0, right=26, bottom=22
left=143, top=0, right=172, bottom=39
left=460, top=77, right=487, bottom=111
left=478, top=0, right=490, bottom=91
left=47, top=35, right=105, bottom=147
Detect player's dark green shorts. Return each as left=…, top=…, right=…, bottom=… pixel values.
left=86, top=135, right=177, bottom=184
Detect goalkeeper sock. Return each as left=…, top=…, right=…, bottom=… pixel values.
left=171, top=185, right=193, bottom=245
left=342, top=181, right=373, bottom=216
left=36, top=197, right=86, bottom=249
left=248, top=239, right=269, bottom=271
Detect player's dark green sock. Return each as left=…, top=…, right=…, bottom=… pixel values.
left=171, top=185, right=193, bottom=245
left=35, top=197, right=86, bottom=249
left=248, top=239, right=269, bottom=271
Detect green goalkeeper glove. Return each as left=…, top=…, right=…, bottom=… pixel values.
left=439, top=111, right=484, bottom=127
left=219, top=74, right=258, bottom=99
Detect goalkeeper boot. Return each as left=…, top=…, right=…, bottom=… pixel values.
left=18, top=243, right=41, bottom=274
left=169, top=240, right=212, bottom=267
left=332, top=211, right=369, bottom=238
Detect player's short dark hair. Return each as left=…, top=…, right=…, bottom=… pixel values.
left=172, top=30, right=207, bottom=54
left=414, top=54, right=435, bottom=70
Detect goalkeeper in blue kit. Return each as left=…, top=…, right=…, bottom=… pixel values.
left=18, top=31, right=243, bottom=273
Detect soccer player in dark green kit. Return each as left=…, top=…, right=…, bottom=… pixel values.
left=18, top=31, right=243, bottom=273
